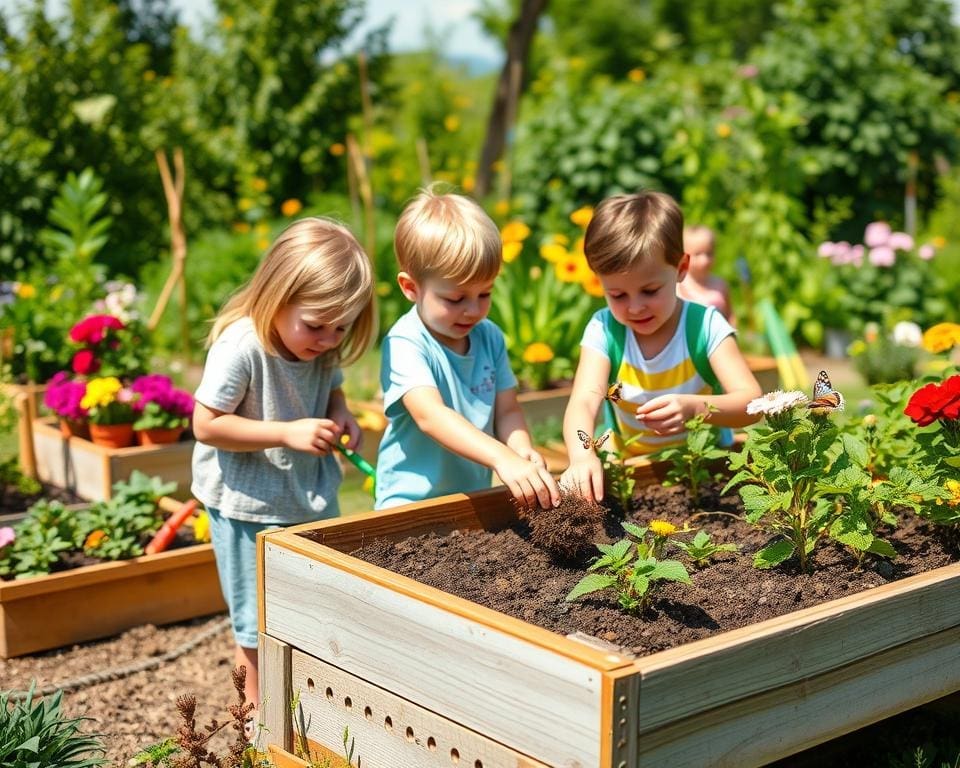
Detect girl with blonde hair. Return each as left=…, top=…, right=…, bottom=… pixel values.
left=191, top=217, right=376, bottom=716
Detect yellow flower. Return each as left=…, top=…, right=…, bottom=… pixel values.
left=522, top=342, right=554, bottom=364
left=922, top=323, right=960, bottom=354
left=81, top=377, right=122, bottom=410
left=143, top=70, right=156, bottom=82
left=649, top=520, right=677, bottom=537
left=570, top=206, right=594, bottom=229
left=330, top=142, right=346, bottom=156
left=582, top=271, right=605, bottom=297
left=238, top=197, right=254, bottom=212
left=462, top=175, right=475, bottom=192
left=257, top=238, right=270, bottom=251
left=931, top=235, right=947, bottom=249
left=501, top=221, right=531, bottom=243
left=444, top=115, right=461, bottom=132
left=84, top=530, right=107, bottom=549
left=862, top=414, right=877, bottom=428
left=232, top=221, right=251, bottom=234
left=555, top=255, right=589, bottom=283
left=16, top=283, right=36, bottom=299
left=937, top=479, right=960, bottom=507
left=251, top=177, right=268, bottom=192
left=193, top=512, right=211, bottom=543
left=255, top=221, right=269, bottom=235
left=494, top=199, right=510, bottom=216
left=540, top=243, right=568, bottom=263
left=550, top=233, right=570, bottom=246
left=281, top=198, right=302, bottom=217
left=502, top=241, right=523, bottom=263
left=716, top=122, right=732, bottom=138
left=627, top=68, right=646, bottom=83
left=221, top=15, right=234, bottom=29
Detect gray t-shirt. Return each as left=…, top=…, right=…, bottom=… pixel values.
left=191, top=318, right=344, bottom=524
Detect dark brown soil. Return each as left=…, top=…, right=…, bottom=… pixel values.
left=0, top=479, right=84, bottom=518
left=352, top=482, right=958, bottom=657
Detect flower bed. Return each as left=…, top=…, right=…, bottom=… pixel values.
left=0, top=493, right=224, bottom=658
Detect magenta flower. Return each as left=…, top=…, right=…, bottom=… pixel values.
left=43, top=372, right=89, bottom=421
left=69, top=314, right=124, bottom=344
left=863, top=221, right=892, bottom=248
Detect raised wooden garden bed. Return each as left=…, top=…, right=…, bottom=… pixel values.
left=0, top=497, right=225, bottom=658
left=31, top=417, right=194, bottom=501
left=257, top=461, right=960, bottom=768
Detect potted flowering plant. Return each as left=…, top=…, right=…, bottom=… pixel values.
left=42, top=371, right=90, bottom=438
left=67, top=313, right=148, bottom=379
left=80, top=376, right=138, bottom=448
left=131, top=375, right=194, bottom=445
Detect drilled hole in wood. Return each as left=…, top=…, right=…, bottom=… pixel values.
left=344, top=696, right=352, bottom=710
left=364, top=706, right=373, bottom=720
left=405, top=726, right=415, bottom=742
left=450, top=747, right=460, bottom=763
left=306, top=678, right=315, bottom=692
left=384, top=716, right=393, bottom=732
left=427, top=737, right=437, bottom=751
left=325, top=687, right=333, bottom=701
left=475, top=760, right=483, bottom=768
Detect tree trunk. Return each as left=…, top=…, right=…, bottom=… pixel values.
left=474, top=0, right=549, bottom=199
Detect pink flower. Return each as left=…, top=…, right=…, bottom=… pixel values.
left=818, top=242, right=836, bottom=258
left=863, top=221, right=892, bottom=248
left=868, top=246, right=896, bottom=267
left=918, top=243, right=936, bottom=260
left=0, top=526, right=15, bottom=549
left=849, top=244, right=865, bottom=266
left=887, top=232, right=914, bottom=251
left=738, top=64, right=759, bottom=78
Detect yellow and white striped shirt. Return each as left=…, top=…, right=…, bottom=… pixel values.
left=580, top=302, right=734, bottom=456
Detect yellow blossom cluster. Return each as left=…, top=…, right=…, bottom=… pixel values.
left=649, top=520, right=678, bottom=537
left=500, top=221, right=531, bottom=263
left=922, top=323, right=960, bottom=354
left=80, top=377, right=122, bottom=410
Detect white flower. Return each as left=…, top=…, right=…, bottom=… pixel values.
left=746, top=390, right=809, bottom=416
left=891, top=321, right=923, bottom=348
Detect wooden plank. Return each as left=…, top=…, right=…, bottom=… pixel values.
left=605, top=666, right=639, bottom=768
left=287, top=649, right=550, bottom=768
left=634, top=562, right=960, bottom=733
left=635, top=625, right=960, bottom=768
left=263, top=541, right=610, bottom=768
left=259, top=633, right=293, bottom=752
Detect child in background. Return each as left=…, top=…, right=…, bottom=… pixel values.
left=375, top=187, right=560, bottom=511
left=677, top=224, right=734, bottom=323
left=561, top=192, right=761, bottom=503
left=191, top=218, right=376, bottom=716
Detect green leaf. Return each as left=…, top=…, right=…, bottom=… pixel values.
left=566, top=573, right=618, bottom=602
left=649, top=558, right=691, bottom=584
left=753, top=539, right=795, bottom=569
left=866, top=538, right=897, bottom=559
left=841, top=434, right=869, bottom=467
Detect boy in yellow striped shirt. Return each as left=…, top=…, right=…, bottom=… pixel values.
left=561, top=191, right=761, bottom=503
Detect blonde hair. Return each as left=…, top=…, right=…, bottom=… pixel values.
left=394, top=186, right=501, bottom=284
left=683, top=224, right=715, bottom=251
left=209, top=217, right=377, bottom=365
left=584, top=191, right=684, bottom=274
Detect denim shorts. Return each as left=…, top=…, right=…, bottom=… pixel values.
left=207, top=507, right=276, bottom=648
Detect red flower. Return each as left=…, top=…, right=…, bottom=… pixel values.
left=69, top=314, right=124, bottom=344
left=905, top=376, right=960, bottom=426
left=71, top=348, right=99, bottom=375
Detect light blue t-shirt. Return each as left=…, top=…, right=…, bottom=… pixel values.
left=375, top=307, right=517, bottom=509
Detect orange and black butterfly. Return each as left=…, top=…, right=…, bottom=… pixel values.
left=806, top=370, right=844, bottom=414
left=577, top=428, right=613, bottom=451
left=604, top=381, right=623, bottom=403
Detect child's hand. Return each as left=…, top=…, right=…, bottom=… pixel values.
left=494, top=454, right=560, bottom=510
left=514, top=446, right=548, bottom=471
left=636, top=394, right=696, bottom=435
left=560, top=453, right=604, bottom=504
left=328, top=408, right=362, bottom=451
left=283, top=418, right=341, bottom=455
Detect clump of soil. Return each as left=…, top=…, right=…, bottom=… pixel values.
left=517, top=491, right=608, bottom=562
left=351, top=482, right=958, bottom=657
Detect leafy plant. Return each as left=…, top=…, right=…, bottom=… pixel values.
left=566, top=520, right=690, bottom=614
left=0, top=683, right=106, bottom=767
left=292, top=691, right=361, bottom=768
left=648, top=410, right=729, bottom=507
left=672, top=530, right=739, bottom=569
left=599, top=447, right=636, bottom=513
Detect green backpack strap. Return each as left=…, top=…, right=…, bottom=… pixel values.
left=601, top=310, right=626, bottom=436
left=683, top=301, right=721, bottom=394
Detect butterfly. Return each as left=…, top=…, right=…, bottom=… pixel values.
left=604, top=381, right=623, bottom=403
left=806, top=370, right=845, bottom=414
left=577, top=428, right=613, bottom=450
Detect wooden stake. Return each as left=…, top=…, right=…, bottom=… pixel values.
left=148, top=148, right=191, bottom=362
left=14, top=392, right=36, bottom=479
left=346, top=134, right=375, bottom=257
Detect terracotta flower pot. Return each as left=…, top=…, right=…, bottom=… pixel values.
left=58, top=418, right=90, bottom=440
left=136, top=426, right=185, bottom=446
left=88, top=422, right=135, bottom=449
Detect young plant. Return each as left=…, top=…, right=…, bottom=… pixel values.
left=672, top=530, right=739, bottom=569
left=0, top=682, right=106, bottom=767
left=599, top=446, right=635, bottom=513
left=565, top=520, right=690, bottom=614
left=649, top=409, right=729, bottom=507
left=292, top=691, right=361, bottom=767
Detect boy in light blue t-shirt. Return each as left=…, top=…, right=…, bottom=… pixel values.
left=375, top=188, right=560, bottom=511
